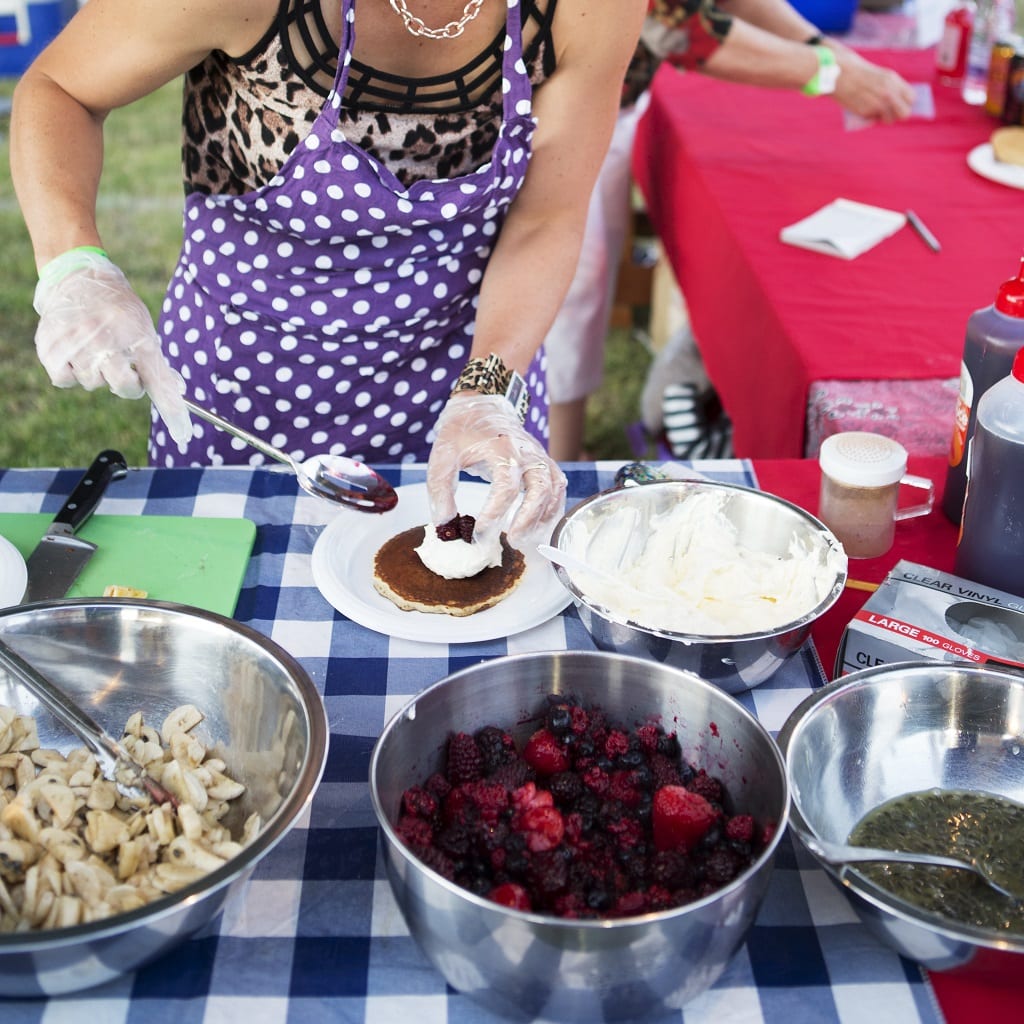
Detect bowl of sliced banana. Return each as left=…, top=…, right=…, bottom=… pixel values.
left=0, top=599, right=328, bottom=996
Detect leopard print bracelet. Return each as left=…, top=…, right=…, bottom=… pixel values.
left=451, top=352, right=530, bottom=423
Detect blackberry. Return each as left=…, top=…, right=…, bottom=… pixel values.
left=476, top=725, right=516, bottom=774
left=447, top=732, right=484, bottom=785
left=435, top=514, right=476, bottom=542
left=529, top=849, right=569, bottom=900
left=688, top=769, right=724, bottom=806
left=489, top=758, right=534, bottom=792
left=548, top=770, right=584, bottom=807
left=436, top=823, right=474, bottom=860
left=413, top=845, right=455, bottom=881
left=656, top=733, right=682, bottom=759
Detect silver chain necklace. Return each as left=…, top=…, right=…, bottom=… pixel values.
left=388, top=0, right=486, bottom=39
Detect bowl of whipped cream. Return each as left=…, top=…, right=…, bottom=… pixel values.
left=549, top=479, right=848, bottom=693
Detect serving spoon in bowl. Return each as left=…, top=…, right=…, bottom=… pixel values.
left=802, top=834, right=1024, bottom=903
left=183, top=399, right=397, bottom=512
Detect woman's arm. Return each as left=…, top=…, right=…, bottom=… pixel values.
left=467, top=0, right=648, bottom=377
left=9, top=0, right=273, bottom=269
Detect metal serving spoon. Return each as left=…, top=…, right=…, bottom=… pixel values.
left=0, top=636, right=177, bottom=806
left=183, top=399, right=397, bottom=512
left=802, top=834, right=1024, bottom=903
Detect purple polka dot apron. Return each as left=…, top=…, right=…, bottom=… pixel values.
left=150, top=0, right=546, bottom=467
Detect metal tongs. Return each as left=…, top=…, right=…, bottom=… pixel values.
left=0, top=636, right=177, bottom=806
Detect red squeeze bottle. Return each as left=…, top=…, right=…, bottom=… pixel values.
left=943, top=257, right=1024, bottom=524
left=936, top=0, right=975, bottom=86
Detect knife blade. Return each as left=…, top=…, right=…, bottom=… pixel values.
left=22, top=450, right=129, bottom=602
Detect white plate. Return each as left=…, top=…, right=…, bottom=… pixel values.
left=967, top=143, right=1024, bottom=191
left=0, top=534, right=27, bottom=609
left=311, top=482, right=571, bottom=643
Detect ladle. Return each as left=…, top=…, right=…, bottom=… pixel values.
left=0, top=636, right=177, bottom=806
left=802, top=834, right=1024, bottom=903
left=183, top=399, right=398, bottom=512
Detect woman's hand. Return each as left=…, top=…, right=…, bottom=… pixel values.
left=426, top=394, right=567, bottom=548
left=33, top=249, right=193, bottom=447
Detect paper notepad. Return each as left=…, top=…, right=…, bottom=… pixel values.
left=780, top=198, right=907, bottom=260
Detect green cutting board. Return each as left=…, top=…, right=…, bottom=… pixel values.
left=0, top=514, right=257, bottom=617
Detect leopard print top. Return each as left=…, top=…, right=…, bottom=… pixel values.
left=182, top=0, right=557, bottom=196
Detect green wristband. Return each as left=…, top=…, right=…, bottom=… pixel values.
left=802, top=45, right=839, bottom=97
left=38, top=245, right=110, bottom=285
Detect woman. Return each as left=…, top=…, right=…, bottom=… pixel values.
left=11, top=0, right=645, bottom=545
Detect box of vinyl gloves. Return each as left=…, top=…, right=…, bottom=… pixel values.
left=836, top=560, right=1024, bottom=677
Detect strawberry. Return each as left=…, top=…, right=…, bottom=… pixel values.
left=523, top=728, right=569, bottom=775
left=517, top=804, right=565, bottom=852
left=488, top=882, right=532, bottom=911
left=652, top=785, right=720, bottom=853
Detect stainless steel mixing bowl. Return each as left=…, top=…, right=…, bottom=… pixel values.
left=778, top=661, right=1024, bottom=983
left=0, top=599, right=328, bottom=997
left=369, top=650, right=789, bottom=1022
left=549, top=480, right=847, bottom=693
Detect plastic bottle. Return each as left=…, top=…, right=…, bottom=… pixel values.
left=953, top=348, right=1024, bottom=596
left=937, top=0, right=975, bottom=86
left=942, top=257, right=1024, bottom=523
left=962, top=0, right=1016, bottom=104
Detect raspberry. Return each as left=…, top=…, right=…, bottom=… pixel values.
left=652, top=785, right=720, bottom=853
left=608, top=769, right=642, bottom=807
left=447, top=732, right=484, bottom=785
left=462, top=780, right=511, bottom=825
left=396, top=815, right=433, bottom=848
left=725, top=814, right=755, bottom=844
left=523, top=728, right=570, bottom=775
left=489, top=882, right=532, bottom=911
left=402, top=785, right=438, bottom=819
left=636, top=723, right=660, bottom=754
left=581, top=765, right=610, bottom=796
left=603, top=730, right=629, bottom=760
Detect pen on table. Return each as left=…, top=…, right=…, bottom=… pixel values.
left=906, top=209, right=941, bottom=253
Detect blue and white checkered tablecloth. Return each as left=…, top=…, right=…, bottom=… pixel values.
left=0, top=460, right=944, bottom=1024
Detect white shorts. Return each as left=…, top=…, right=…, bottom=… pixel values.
left=544, top=95, right=650, bottom=405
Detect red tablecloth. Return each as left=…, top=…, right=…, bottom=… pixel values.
left=634, top=48, right=1024, bottom=458
left=752, top=456, right=1018, bottom=1023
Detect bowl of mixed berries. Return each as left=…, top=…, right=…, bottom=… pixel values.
left=369, top=650, right=788, bottom=1021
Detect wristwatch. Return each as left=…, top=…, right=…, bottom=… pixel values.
left=451, top=352, right=530, bottom=423
left=802, top=45, right=840, bottom=97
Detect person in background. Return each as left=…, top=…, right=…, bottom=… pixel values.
left=545, top=0, right=916, bottom=462
left=10, top=0, right=645, bottom=548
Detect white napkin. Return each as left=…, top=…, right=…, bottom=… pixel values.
left=780, top=198, right=907, bottom=260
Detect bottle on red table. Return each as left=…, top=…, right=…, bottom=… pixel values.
left=936, top=0, right=975, bottom=86
left=954, top=348, right=1024, bottom=597
left=961, top=0, right=1015, bottom=104
left=943, top=258, right=1024, bottom=524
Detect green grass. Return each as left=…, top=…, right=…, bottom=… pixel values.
left=0, top=76, right=650, bottom=469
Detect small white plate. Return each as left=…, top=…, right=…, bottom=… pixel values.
left=311, top=482, right=571, bottom=643
left=0, top=535, right=27, bottom=609
left=967, top=142, right=1024, bottom=191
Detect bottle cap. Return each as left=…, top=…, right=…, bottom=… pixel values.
left=995, top=257, right=1024, bottom=317
left=1014, top=347, right=1024, bottom=383
left=819, top=432, right=909, bottom=488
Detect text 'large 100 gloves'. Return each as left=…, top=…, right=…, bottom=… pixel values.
left=33, top=248, right=192, bottom=448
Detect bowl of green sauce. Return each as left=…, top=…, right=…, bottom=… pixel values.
left=778, top=661, right=1024, bottom=983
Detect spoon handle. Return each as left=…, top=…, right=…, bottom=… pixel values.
left=0, top=637, right=176, bottom=806
left=804, top=835, right=975, bottom=872
left=183, top=399, right=294, bottom=469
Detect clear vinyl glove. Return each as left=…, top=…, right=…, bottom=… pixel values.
left=32, top=248, right=193, bottom=448
left=427, top=393, right=568, bottom=548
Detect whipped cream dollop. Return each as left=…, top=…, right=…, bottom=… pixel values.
left=415, top=526, right=503, bottom=580
left=570, top=491, right=845, bottom=635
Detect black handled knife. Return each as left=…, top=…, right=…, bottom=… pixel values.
left=22, top=450, right=129, bottom=602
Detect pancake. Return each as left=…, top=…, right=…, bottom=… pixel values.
left=372, top=526, right=526, bottom=616
left=991, top=126, right=1024, bottom=166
